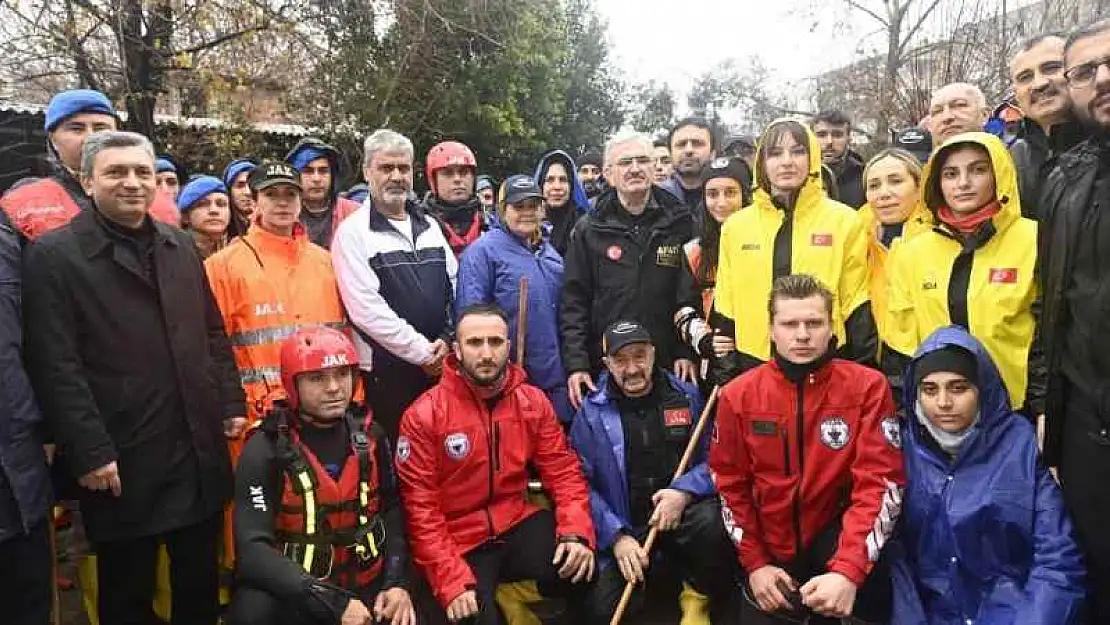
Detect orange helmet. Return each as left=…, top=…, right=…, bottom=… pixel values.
left=279, top=326, right=358, bottom=409
left=425, top=141, right=477, bottom=196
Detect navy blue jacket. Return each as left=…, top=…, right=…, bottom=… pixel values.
left=890, top=326, right=1085, bottom=624
left=0, top=211, right=51, bottom=543
left=569, top=370, right=711, bottom=558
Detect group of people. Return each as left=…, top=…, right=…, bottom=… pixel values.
left=1, top=16, right=1110, bottom=625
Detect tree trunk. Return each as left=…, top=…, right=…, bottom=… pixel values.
left=119, top=0, right=173, bottom=141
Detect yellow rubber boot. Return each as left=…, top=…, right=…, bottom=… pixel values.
left=679, top=582, right=711, bottom=625
left=496, top=581, right=543, bottom=625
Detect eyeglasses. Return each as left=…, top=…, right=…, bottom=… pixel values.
left=1065, top=55, right=1110, bottom=87
left=615, top=156, right=653, bottom=169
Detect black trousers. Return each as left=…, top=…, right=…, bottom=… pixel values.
left=584, top=497, right=739, bottom=623
left=363, top=364, right=433, bottom=444
left=0, top=519, right=53, bottom=625
left=225, top=579, right=386, bottom=625
left=425, top=509, right=589, bottom=625
left=94, top=514, right=222, bottom=625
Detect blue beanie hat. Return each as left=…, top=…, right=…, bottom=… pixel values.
left=45, top=89, right=117, bottom=132
left=177, top=176, right=228, bottom=214
left=222, top=159, right=258, bottom=188
left=288, top=145, right=329, bottom=172
left=156, top=157, right=177, bottom=175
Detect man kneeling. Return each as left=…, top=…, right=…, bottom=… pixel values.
left=570, top=321, right=739, bottom=622
left=227, top=327, right=414, bottom=625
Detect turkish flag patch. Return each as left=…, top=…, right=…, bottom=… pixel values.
left=664, top=408, right=693, bottom=427
left=988, top=268, right=1018, bottom=284
left=811, top=233, right=833, bottom=246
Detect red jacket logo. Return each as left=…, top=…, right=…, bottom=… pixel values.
left=988, top=268, right=1018, bottom=284
left=811, top=233, right=833, bottom=247
left=664, top=408, right=692, bottom=427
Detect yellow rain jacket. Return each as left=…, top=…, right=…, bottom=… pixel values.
left=716, top=119, right=873, bottom=365
left=857, top=201, right=932, bottom=343
left=884, top=132, right=1040, bottom=410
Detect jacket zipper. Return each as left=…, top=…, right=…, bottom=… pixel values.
left=792, top=379, right=805, bottom=563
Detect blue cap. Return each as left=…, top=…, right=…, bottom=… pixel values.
left=156, top=157, right=177, bottom=174
left=44, top=89, right=117, bottom=132
left=288, top=145, right=329, bottom=172
left=177, top=176, right=228, bottom=214
left=222, top=159, right=258, bottom=188
left=499, top=174, right=543, bottom=206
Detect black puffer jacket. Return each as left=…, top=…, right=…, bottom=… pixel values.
left=1009, top=119, right=1084, bottom=221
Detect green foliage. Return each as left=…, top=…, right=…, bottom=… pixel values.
left=627, top=81, right=678, bottom=138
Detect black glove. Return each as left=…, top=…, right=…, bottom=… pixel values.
left=302, top=579, right=356, bottom=625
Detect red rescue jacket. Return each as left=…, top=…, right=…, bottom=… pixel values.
left=710, top=357, right=904, bottom=587
left=396, top=355, right=594, bottom=608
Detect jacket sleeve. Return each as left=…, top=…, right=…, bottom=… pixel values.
left=453, top=244, right=493, bottom=319
left=826, top=372, right=905, bottom=587
left=670, top=385, right=714, bottom=498
left=441, top=230, right=459, bottom=342
left=530, top=391, right=595, bottom=547
left=881, top=246, right=918, bottom=410
left=1024, top=284, right=1047, bottom=418
left=332, top=221, right=434, bottom=366
left=568, top=406, right=627, bottom=552
left=395, top=404, right=475, bottom=608
left=709, top=389, right=775, bottom=573
left=200, top=253, right=245, bottom=420
left=839, top=214, right=878, bottom=367
left=372, top=423, right=410, bottom=590
left=560, top=220, right=594, bottom=374
left=23, top=243, right=116, bottom=477
left=1019, top=448, right=1086, bottom=623
left=673, top=252, right=713, bottom=358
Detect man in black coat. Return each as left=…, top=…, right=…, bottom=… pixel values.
left=0, top=209, right=53, bottom=625
left=562, top=130, right=697, bottom=410
left=811, top=110, right=865, bottom=209
left=23, top=130, right=246, bottom=625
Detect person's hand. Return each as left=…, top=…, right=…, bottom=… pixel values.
left=446, top=590, right=479, bottom=622
left=373, top=587, right=415, bottom=625
left=673, top=358, right=697, bottom=384
left=223, top=416, right=248, bottom=439
left=568, top=371, right=597, bottom=409
left=748, top=565, right=795, bottom=613
left=711, top=331, right=736, bottom=357
left=78, top=461, right=121, bottom=497
left=612, top=534, right=649, bottom=583
left=44, top=444, right=56, bottom=466
left=341, top=598, right=372, bottom=625
left=649, top=488, right=691, bottom=532
left=800, top=572, right=857, bottom=618
left=553, top=540, right=595, bottom=583
left=422, top=339, right=448, bottom=377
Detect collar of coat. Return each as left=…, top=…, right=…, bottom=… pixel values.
left=73, top=207, right=179, bottom=259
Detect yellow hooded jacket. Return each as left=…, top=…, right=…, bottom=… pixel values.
left=715, top=119, right=873, bottom=364
left=884, top=132, right=1039, bottom=409
left=857, top=200, right=933, bottom=343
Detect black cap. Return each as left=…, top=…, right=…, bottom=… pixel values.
left=249, top=161, right=303, bottom=193
left=602, top=320, right=653, bottom=357
left=579, top=150, right=603, bottom=168
left=701, top=156, right=752, bottom=189
left=913, top=345, right=979, bottom=389
left=893, top=127, right=932, bottom=163
left=500, top=174, right=543, bottom=205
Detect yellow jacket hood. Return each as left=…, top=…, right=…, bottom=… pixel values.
left=752, top=118, right=826, bottom=210
left=922, top=131, right=1022, bottom=231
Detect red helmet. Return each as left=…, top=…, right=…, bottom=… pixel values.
left=279, top=326, right=359, bottom=409
left=425, top=141, right=477, bottom=196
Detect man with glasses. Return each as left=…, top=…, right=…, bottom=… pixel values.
left=1009, top=33, right=1084, bottom=220
left=562, top=130, right=697, bottom=411
left=1038, top=17, right=1110, bottom=622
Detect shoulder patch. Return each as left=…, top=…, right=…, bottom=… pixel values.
left=820, top=417, right=850, bottom=450
left=396, top=436, right=411, bottom=462
left=881, top=417, right=902, bottom=450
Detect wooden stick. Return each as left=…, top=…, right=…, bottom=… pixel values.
left=49, top=507, right=61, bottom=625
left=608, top=385, right=721, bottom=625
left=516, top=277, right=529, bottom=365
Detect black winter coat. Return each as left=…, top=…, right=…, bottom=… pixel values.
left=1010, top=119, right=1084, bottom=221
left=23, top=209, right=244, bottom=541
left=831, top=151, right=866, bottom=209
left=561, top=187, right=695, bottom=374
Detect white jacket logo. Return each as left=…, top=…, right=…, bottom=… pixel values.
left=249, top=485, right=267, bottom=512
left=254, top=302, right=285, bottom=316
left=321, top=353, right=349, bottom=367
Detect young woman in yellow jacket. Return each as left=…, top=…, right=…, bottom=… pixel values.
left=856, top=148, right=933, bottom=343
left=715, top=119, right=876, bottom=371
left=882, top=132, right=1044, bottom=416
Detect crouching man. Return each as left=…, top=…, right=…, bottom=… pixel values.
left=227, top=327, right=415, bottom=625
left=397, top=304, right=596, bottom=625
left=571, top=320, right=739, bottom=623
left=711, top=275, right=904, bottom=624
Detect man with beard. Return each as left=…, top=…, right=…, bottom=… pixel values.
left=1009, top=33, right=1085, bottom=220
left=423, top=141, right=485, bottom=257
left=285, top=138, right=360, bottom=249
left=570, top=320, right=738, bottom=623
left=661, top=118, right=717, bottom=212
left=534, top=150, right=590, bottom=256
left=811, top=111, right=865, bottom=209
left=396, top=304, right=596, bottom=625
left=927, top=83, right=990, bottom=146
left=1038, top=18, right=1110, bottom=622
left=577, top=150, right=606, bottom=203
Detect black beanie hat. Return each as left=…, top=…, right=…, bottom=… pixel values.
left=701, top=156, right=752, bottom=189
left=913, top=345, right=979, bottom=389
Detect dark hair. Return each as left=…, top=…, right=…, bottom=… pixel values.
left=652, top=137, right=668, bottom=149
left=768, top=274, right=834, bottom=323
left=668, top=117, right=718, bottom=151
left=456, top=303, right=510, bottom=327
left=1016, top=31, right=1066, bottom=55
left=754, top=121, right=810, bottom=193
left=1066, top=18, right=1110, bottom=55
left=811, top=110, right=852, bottom=129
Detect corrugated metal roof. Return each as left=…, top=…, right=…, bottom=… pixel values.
left=0, top=100, right=309, bottom=136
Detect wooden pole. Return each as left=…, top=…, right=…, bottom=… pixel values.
left=516, top=277, right=529, bottom=365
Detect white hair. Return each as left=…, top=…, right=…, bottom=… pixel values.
left=80, top=130, right=155, bottom=175
left=604, top=129, right=654, bottom=166
left=931, top=82, right=987, bottom=109
left=362, top=129, right=414, bottom=167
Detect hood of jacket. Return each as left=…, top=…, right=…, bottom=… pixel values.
left=285, top=137, right=344, bottom=201
left=534, top=149, right=590, bottom=215
left=922, top=131, right=1022, bottom=234
left=751, top=118, right=829, bottom=214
